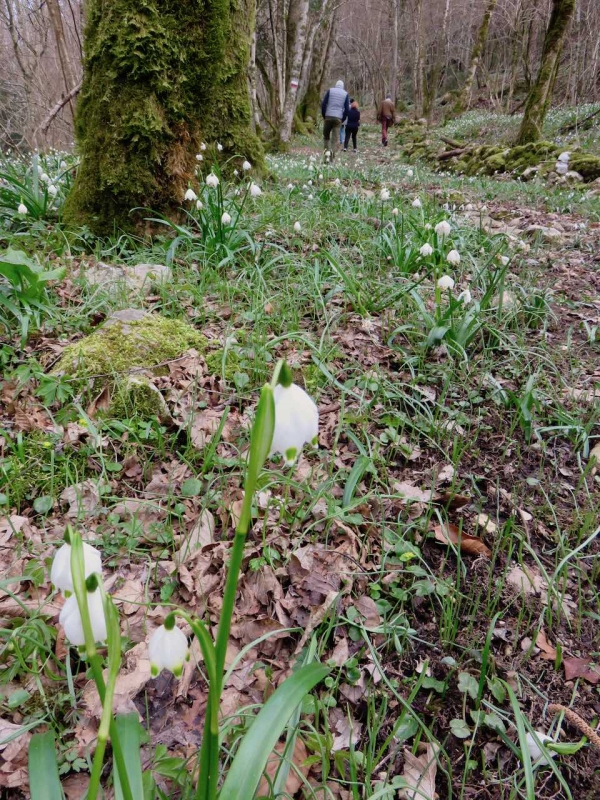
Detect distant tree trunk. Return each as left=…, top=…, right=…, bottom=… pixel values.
left=412, top=0, right=424, bottom=116
left=389, top=0, right=399, bottom=101
left=516, top=0, right=577, bottom=144
left=300, top=7, right=337, bottom=121
left=423, top=0, right=450, bottom=119
left=453, top=0, right=498, bottom=113
left=46, top=0, right=76, bottom=99
left=249, top=30, right=260, bottom=131
left=279, top=0, right=310, bottom=142
left=64, top=0, right=264, bottom=235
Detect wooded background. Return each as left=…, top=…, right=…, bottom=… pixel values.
left=1, top=0, right=597, bottom=152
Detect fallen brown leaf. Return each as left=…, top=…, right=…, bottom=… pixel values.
left=563, top=657, right=600, bottom=684
left=60, top=480, right=102, bottom=518
left=432, top=523, right=491, bottom=557
left=399, top=742, right=438, bottom=800
left=536, top=630, right=557, bottom=661
left=257, top=738, right=309, bottom=796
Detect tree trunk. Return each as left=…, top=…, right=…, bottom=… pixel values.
left=516, top=0, right=576, bottom=144
left=300, top=6, right=336, bottom=122
left=389, top=0, right=399, bottom=101
left=412, top=0, right=424, bottom=117
left=64, top=0, right=264, bottom=235
left=453, top=0, right=498, bottom=114
left=279, top=0, right=310, bottom=143
left=423, top=0, right=450, bottom=119
left=46, top=0, right=77, bottom=118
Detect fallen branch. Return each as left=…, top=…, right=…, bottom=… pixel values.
left=439, top=135, right=465, bottom=149
left=37, top=81, right=83, bottom=136
left=559, top=106, right=600, bottom=133
left=438, top=148, right=468, bottom=160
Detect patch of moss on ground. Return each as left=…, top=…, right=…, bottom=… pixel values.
left=568, top=153, right=600, bottom=181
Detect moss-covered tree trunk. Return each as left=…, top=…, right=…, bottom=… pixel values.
left=516, top=0, right=576, bottom=145
left=64, top=0, right=264, bottom=235
left=453, top=0, right=498, bottom=115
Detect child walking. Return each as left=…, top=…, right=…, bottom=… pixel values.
left=343, top=99, right=361, bottom=152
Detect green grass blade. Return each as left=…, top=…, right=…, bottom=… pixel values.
left=113, top=713, right=145, bottom=800
left=343, top=455, right=372, bottom=507
left=219, top=662, right=329, bottom=800
left=28, top=732, right=64, bottom=800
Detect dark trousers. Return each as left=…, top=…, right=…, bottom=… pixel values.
left=344, top=128, right=358, bottom=150
left=381, top=116, right=392, bottom=145
left=323, top=117, right=342, bottom=156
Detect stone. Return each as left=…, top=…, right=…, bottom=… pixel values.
left=563, top=170, right=583, bottom=183
left=82, top=262, right=172, bottom=293
left=109, top=375, right=173, bottom=422
left=521, top=166, right=540, bottom=181
left=555, top=161, right=568, bottom=175
left=557, top=152, right=570, bottom=163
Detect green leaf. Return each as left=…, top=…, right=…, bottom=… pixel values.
left=449, top=718, right=471, bottom=739
left=113, top=713, right=145, bottom=800
left=28, top=732, right=64, bottom=800
left=7, top=688, right=31, bottom=708
left=33, top=495, right=53, bottom=514
left=181, top=478, right=203, bottom=497
left=220, top=662, right=329, bottom=800
left=488, top=676, right=506, bottom=704
left=483, top=712, right=506, bottom=733
left=245, top=384, right=275, bottom=493
left=342, top=456, right=373, bottom=507
left=457, top=671, right=478, bottom=701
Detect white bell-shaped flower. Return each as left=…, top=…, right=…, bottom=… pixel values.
left=18, top=202, right=27, bottom=215
left=287, top=183, right=294, bottom=190
left=270, top=383, right=319, bottom=466
left=392, top=208, right=399, bottom=216
left=447, top=249, right=461, bottom=265
left=437, top=275, right=455, bottom=290
left=184, top=188, right=197, bottom=202
left=149, top=622, right=189, bottom=677
left=233, top=169, right=239, bottom=177
left=457, top=289, right=472, bottom=304
left=242, top=160, right=252, bottom=171
left=308, top=193, right=313, bottom=200
left=217, top=142, right=223, bottom=151
left=435, top=220, right=451, bottom=237
left=524, top=731, right=557, bottom=766
left=200, top=142, right=207, bottom=151
left=407, top=169, right=414, bottom=177
left=48, top=185, right=58, bottom=197
left=196, top=199, right=203, bottom=210
left=51, top=541, right=103, bottom=595
left=195, top=153, right=203, bottom=162
left=249, top=182, right=262, bottom=197
left=293, top=221, right=301, bottom=233
left=60, top=587, right=107, bottom=645
left=41, top=172, right=49, bottom=182
left=412, top=198, right=422, bottom=208
left=420, top=243, right=433, bottom=257
left=499, top=255, right=509, bottom=266
left=206, top=173, right=219, bottom=188
left=221, top=212, right=231, bottom=225
left=380, top=188, right=390, bottom=201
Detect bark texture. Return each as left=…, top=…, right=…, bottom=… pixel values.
left=64, top=0, right=264, bottom=235
left=453, top=0, right=498, bottom=114
left=516, top=0, right=576, bottom=144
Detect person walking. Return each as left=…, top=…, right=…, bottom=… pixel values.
left=343, top=99, right=361, bottom=152
left=321, top=80, right=350, bottom=158
left=377, top=96, right=395, bottom=146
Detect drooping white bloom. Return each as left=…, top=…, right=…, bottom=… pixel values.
left=524, top=732, right=557, bottom=766
left=308, top=180, right=313, bottom=186
left=457, top=289, right=472, bottom=304
left=195, top=154, right=203, bottom=162
left=412, top=198, right=422, bottom=208
left=447, top=249, right=461, bottom=265
left=206, top=173, right=219, bottom=188
left=18, top=203, right=27, bottom=215
left=217, top=142, right=223, bottom=151
left=60, top=587, right=107, bottom=645
left=293, top=221, right=302, bottom=233
left=40, top=172, right=49, bottom=183
left=51, top=541, right=103, bottom=595
left=60, top=160, right=67, bottom=169
left=499, top=255, right=509, bottom=266
left=308, top=193, right=313, bottom=200
left=242, top=160, right=252, bottom=171
left=270, top=383, right=319, bottom=465
left=380, top=188, right=390, bottom=201
left=318, top=173, right=323, bottom=180
left=250, top=182, right=262, bottom=198
left=200, top=142, right=207, bottom=151
left=233, top=169, right=239, bottom=177
left=424, top=223, right=432, bottom=230
left=392, top=208, right=399, bottom=216
left=334, top=178, right=341, bottom=186
left=48, top=185, right=58, bottom=197
left=184, top=188, right=197, bottom=202
left=196, top=199, right=203, bottom=210
left=420, top=243, right=434, bottom=257
left=149, top=623, right=189, bottom=677
left=407, top=169, right=414, bottom=177
left=435, top=220, right=451, bottom=237
left=437, top=275, right=455, bottom=290
left=287, top=183, right=294, bottom=190
left=221, top=212, right=232, bottom=225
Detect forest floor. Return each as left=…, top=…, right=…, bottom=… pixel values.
left=0, top=118, right=599, bottom=799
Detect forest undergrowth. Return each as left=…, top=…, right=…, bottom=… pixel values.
left=0, top=117, right=599, bottom=799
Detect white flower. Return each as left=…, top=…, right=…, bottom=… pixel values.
left=60, top=160, right=67, bottom=169
left=380, top=188, right=390, bottom=201
left=270, top=383, right=319, bottom=465
left=200, top=142, right=207, bottom=151
left=206, top=173, right=219, bottom=188
left=420, top=243, right=434, bottom=257
left=435, top=220, right=451, bottom=237
left=60, top=587, right=107, bottom=645
left=412, top=198, right=422, bottom=208
left=392, top=208, right=399, bottom=216
left=217, top=143, right=223, bottom=151
left=196, top=199, right=203, bottom=210
left=149, top=623, right=189, bottom=677
left=308, top=193, right=313, bottom=200
left=334, top=178, right=340, bottom=186
left=250, top=182, right=262, bottom=198
left=308, top=180, right=313, bottom=186
left=293, top=221, right=301, bottom=233
left=437, top=275, right=455, bottom=290
left=51, top=541, right=103, bottom=595
left=499, top=255, right=509, bottom=266
left=457, top=289, right=472, bottom=304
left=221, top=212, right=231, bottom=225
left=242, top=160, right=252, bottom=171
left=447, top=249, right=461, bottom=265
left=48, top=185, right=58, bottom=197
left=40, top=172, right=49, bottom=182
left=524, top=732, right=557, bottom=766
left=318, top=174, right=323, bottom=180
left=424, top=223, right=432, bottom=230
left=195, top=154, right=203, bottom=162
left=18, top=203, right=27, bottom=215
left=184, top=188, right=197, bottom=202
left=287, top=183, right=294, bottom=190
left=233, top=169, right=239, bottom=177
left=407, top=169, right=414, bottom=177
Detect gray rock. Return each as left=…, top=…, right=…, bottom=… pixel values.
left=82, top=261, right=172, bottom=293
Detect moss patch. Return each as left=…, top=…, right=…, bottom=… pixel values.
left=568, top=153, right=600, bottom=181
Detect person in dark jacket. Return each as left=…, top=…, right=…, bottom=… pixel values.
left=321, top=80, right=350, bottom=158
left=343, top=100, right=361, bottom=152
left=377, top=96, right=395, bottom=146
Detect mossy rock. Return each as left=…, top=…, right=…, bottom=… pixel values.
left=568, top=153, right=600, bottom=181
left=483, top=153, right=507, bottom=174
left=54, top=309, right=206, bottom=391
left=109, top=375, right=172, bottom=421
